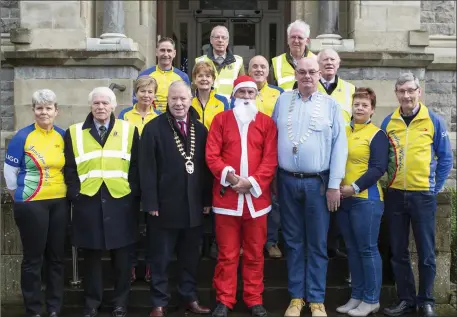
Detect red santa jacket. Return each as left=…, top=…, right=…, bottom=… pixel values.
left=206, top=110, right=278, bottom=218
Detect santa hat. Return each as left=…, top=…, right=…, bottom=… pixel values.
left=232, top=75, right=257, bottom=95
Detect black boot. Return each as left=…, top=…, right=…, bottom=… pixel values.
left=212, top=303, right=229, bottom=317
left=250, top=305, right=267, bottom=317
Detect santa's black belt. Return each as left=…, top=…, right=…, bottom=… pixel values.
left=279, top=168, right=329, bottom=179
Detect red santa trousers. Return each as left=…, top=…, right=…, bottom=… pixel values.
left=213, top=202, right=267, bottom=309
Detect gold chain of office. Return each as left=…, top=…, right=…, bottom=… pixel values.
left=171, top=120, right=196, bottom=174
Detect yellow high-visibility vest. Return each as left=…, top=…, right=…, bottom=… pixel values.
left=318, top=78, right=356, bottom=124
left=69, top=119, right=135, bottom=198
left=272, top=51, right=315, bottom=91
left=195, top=55, right=244, bottom=100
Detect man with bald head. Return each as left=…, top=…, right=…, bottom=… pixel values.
left=248, top=55, right=284, bottom=258
left=272, top=57, right=348, bottom=317
left=317, top=49, right=355, bottom=124
left=195, top=25, right=245, bottom=100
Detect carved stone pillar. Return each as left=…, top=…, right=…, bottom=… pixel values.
left=100, top=0, right=126, bottom=39
left=316, top=0, right=341, bottom=41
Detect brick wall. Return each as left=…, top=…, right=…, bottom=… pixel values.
left=421, top=1, right=456, bottom=36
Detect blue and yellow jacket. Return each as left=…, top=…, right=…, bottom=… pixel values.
left=342, top=121, right=389, bottom=201
left=5, top=123, right=66, bottom=202
left=257, top=83, right=284, bottom=117
left=118, top=104, right=161, bottom=135
left=191, top=90, right=229, bottom=130
left=134, top=66, right=190, bottom=114
left=381, top=103, right=453, bottom=193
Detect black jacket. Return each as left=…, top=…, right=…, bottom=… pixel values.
left=139, top=107, right=213, bottom=229
left=63, top=112, right=140, bottom=250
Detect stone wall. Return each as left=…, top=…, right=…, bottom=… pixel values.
left=0, top=0, right=19, bottom=34
left=421, top=1, right=456, bottom=36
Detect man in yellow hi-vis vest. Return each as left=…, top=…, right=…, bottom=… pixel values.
left=272, top=19, right=316, bottom=91
left=195, top=25, right=245, bottom=101
left=64, top=87, right=140, bottom=317
left=317, top=48, right=356, bottom=125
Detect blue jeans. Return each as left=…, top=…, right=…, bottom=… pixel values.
left=278, top=170, right=330, bottom=302
left=384, top=189, right=437, bottom=306
left=337, top=197, right=383, bottom=304
left=266, top=195, right=280, bottom=248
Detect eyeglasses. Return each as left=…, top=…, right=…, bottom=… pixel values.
left=211, top=35, right=228, bottom=40
left=296, top=70, right=319, bottom=76
left=395, top=87, right=419, bottom=95
left=289, top=35, right=306, bottom=41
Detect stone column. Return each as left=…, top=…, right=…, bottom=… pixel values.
left=316, top=0, right=341, bottom=41
left=100, top=0, right=126, bottom=39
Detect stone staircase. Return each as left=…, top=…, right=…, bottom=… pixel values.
left=57, top=219, right=398, bottom=315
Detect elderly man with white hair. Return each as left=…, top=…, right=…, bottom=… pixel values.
left=64, top=87, right=140, bottom=317
left=316, top=48, right=356, bottom=125
left=272, top=19, right=316, bottom=91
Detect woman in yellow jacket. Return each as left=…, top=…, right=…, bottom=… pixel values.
left=119, top=76, right=160, bottom=284
left=191, top=61, right=229, bottom=130
left=336, top=88, right=389, bottom=317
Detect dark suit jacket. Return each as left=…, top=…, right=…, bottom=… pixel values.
left=139, top=107, right=213, bottom=229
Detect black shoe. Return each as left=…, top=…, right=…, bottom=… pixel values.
left=212, top=303, right=229, bottom=317
left=28, top=315, right=41, bottom=317
left=418, top=304, right=437, bottom=317
left=250, top=305, right=267, bottom=317
left=83, top=308, right=98, bottom=317
left=112, top=306, right=127, bottom=317
left=383, top=301, right=415, bottom=317
left=49, top=313, right=59, bottom=317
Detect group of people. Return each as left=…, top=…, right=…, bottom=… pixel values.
left=4, top=19, right=453, bottom=317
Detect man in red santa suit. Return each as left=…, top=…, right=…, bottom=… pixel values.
left=206, top=75, right=278, bottom=317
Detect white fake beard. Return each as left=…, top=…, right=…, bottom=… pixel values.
left=233, top=98, right=258, bottom=124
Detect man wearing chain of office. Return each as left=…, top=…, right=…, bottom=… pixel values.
left=139, top=81, right=213, bottom=315
left=272, top=57, right=347, bottom=317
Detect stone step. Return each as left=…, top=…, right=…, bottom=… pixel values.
left=62, top=284, right=398, bottom=309
left=63, top=257, right=372, bottom=288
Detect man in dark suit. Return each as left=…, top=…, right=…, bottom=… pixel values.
left=139, top=81, right=213, bottom=316
left=64, top=87, right=140, bottom=317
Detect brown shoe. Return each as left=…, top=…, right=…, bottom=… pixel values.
left=186, top=301, right=211, bottom=314
left=267, top=244, right=282, bottom=258
left=149, top=307, right=166, bottom=317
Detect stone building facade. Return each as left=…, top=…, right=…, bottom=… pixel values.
left=0, top=0, right=456, bottom=306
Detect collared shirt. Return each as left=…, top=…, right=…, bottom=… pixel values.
left=400, top=103, right=420, bottom=116
left=272, top=90, right=348, bottom=189
left=320, top=76, right=336, bottom=86
left=93, top=118, right=109, bottom=135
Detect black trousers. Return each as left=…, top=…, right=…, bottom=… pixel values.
left=327, top=211, right=341, bottom=251
left=82, top=246, right=130, bottom=310
left=148, top=219, right=202, bottom=307
left=13, top=198, right=69, bottom=316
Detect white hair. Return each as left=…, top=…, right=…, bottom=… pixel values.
left=168, top=80, right=192, bottom=98
left=317, top=48, right=340, bottom=62
left=395, top=73, right=421, bottom=90
left=211, top=25, right=229, bottom=38
left=287, top=19, right=310, bottom=38
left=32, top=89, right=57, bottom=107
left=88, top=87, right=117, bottom=108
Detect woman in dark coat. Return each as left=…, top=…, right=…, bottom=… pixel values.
left=140, top=81, right=212, bottom=316
left=63, top=87, right=140, bottom=317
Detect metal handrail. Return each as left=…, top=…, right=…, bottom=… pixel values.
left=69, top=204, right=82, bottom=287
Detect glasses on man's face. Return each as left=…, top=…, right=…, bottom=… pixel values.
left=211, top=35, right=228, bottom=41
left=395, top=87, right=419, bottom=95
left=296, top=70, right=319, bottom=76
left=289, top=35, right=305, bottom=42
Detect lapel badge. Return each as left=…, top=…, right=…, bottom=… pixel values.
left=227, top=64, right=233, bottom=70
left=113, top=131, right=118, bottom=137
